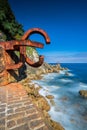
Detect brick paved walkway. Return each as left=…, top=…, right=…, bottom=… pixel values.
left=0, top=83, right=51, bottom=130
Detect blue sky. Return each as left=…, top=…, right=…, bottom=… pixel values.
left=8, top=0, right=87, bottom=63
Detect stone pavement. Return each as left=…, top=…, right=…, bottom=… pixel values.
left=0, top=83, right=51, bottom=130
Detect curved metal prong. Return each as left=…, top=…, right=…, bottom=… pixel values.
left=21, top=28, right=50, bottom=44
left=25, top=55, right=44, bottom=67
left=20, top=28, right=50, bottom=67
left=6, top=62, right=23, bottom=70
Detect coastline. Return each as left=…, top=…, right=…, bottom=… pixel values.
left=19, top=63, right=68, bottom=130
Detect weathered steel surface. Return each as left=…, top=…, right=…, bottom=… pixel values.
left=21, top=28, right=50, bottom=67
left=0, top=28, right=50, bottom=70
left=0, top=40, right=44, bottom=50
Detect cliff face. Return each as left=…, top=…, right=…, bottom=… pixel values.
left=26, top=47, right=39, bottom=62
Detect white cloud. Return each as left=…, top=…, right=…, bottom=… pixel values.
left=44, top=52, right=87, bottom=63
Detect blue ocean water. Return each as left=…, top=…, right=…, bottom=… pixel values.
left=32, top=63, right=87, bottom=130
left=61, top=63, right=87, bottom=84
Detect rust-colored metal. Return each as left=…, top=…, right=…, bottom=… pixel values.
left=21, top=28, right=50, bottom=43
left=0, top=40, right=44, bottom=50
left=0, top=28, right=50, bottom=70
left=20, top=28, right=50, bottom=67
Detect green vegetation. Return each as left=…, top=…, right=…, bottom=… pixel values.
left=0, top=0, right=24, bottom=40
left=0, top=0, right=38, bottom=59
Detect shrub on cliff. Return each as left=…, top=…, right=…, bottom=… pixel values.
left=0, top=0, right=24, bottom=40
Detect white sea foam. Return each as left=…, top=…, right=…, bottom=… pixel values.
left=42, top=73, right=60, bottom=80
left=59, top=70, right=65, bottom=74
left=60, top=78, right=73, bottom=83
left=48, top=106, right=75, bottom=130
left=79, top=82, right=87, bottom=88
left=67, top=72, right=74, bottom=76
left=39, top=89, right=47, bottom=96
left=31, top=68, right=87, bottom=130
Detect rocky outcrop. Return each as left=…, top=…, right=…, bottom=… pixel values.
left=26, top=46, right=39, bottom=62
left=20, top=80, right=65, bottom=130
left=79, top=90, right=87, bottom=98
left=0, top=46, right=17, bottom=86
left=0, top=45, right=26, bottom=86
left=46, top=95, right=54, bottom=99
left=26, top=62, right=65, bottom=79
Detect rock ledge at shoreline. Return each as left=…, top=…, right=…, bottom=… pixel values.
left=20, top=63, right=66, bottom=130
left=79, top=90, right=87, bottom=98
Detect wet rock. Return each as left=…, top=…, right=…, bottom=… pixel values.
left=48, top=119, right=65, bottom=130
left=64, top=67, right=68, bottom=70
left=50, top=99, right=55, bottom=106
left=83, top=115, right=87, bottom=121
left=20, top=62, right=67, bottom=130
left=34, top=84, right=42, bottom=92
left=79, top=90, right=87, bottom=98
left=60, top=96, right=68, bottom=101
left=65, top=72, right=69, bottom=76
left=21, top=77, right=65, bottom=130
left=46, top=95, right=54, bottom=99
left=26, top=62, right=65, bottom=77
left=36, top=96, right=50, bottom=111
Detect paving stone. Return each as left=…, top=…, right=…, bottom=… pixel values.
left=0, top=83, right=50, bottom=130
left=15, top=107, right=26, bottom=112
left=0, top=127, right=5, bottom=130
left=11, top=123, right=30, bottom=130
left=30, top=119, right=45, bottom=129
left=7, top=109, right=14, bottom=115
left=0, top=113, right=5, bottom=119
left=28, top=113, right=41, bottom=121
left=36, top=126, right=49, bottom=130
left=17, top=117, right=28, bottom=125
left=24, top=101, right=31, bottom=105
left=7, top=120, right=16, bottom=128
left=0, top=108, right=5, bottom=113
left=0, top=118, right=5, bottom=127
left=0, top=104, right=6, bottom=108
left=7, top=112, right=25, bottom=120
left=26, top=108, right=37, bottom=115
left=8, top=103, right=22, bottom=109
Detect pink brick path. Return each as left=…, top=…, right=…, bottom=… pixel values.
left=0, top=83, right=52, bottom=130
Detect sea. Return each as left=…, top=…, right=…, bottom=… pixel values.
left=32, top=63, right=87, bottom=130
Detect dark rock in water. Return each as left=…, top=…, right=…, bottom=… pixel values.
left=65, top=72, right=69, bottom=76
left=48, top=119, right=65, bottom=130
left=60, top=96, right=68, bottom=101
left=50, top=99, right=55, bottom=106
left=64, top=67, right=68, bottom=70
left=79, top=90, right=87, bottom=98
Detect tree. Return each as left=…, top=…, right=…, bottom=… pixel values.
left=0, top=0, right=24, bottom=40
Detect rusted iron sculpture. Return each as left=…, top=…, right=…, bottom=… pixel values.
left=0, top=28, right=50, bottom=70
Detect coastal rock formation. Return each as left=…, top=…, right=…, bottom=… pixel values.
left=46, top=95, right=54, bottom=99
left=20, top=81, right=65, bottom=130
left=79, top=90, right=87, bottom=98
left=26, top=61, right=65, bottom=79
left=22, top=84, right=50, bottom=111
left=0, top=46, right=17, bottom=86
